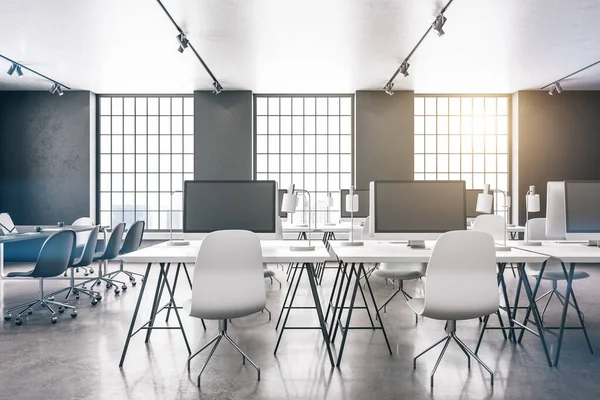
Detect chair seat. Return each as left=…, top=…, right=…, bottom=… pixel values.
left=6, top=270, right=34, bottom=277
left=372, top=262, right=426, bottom=280
left=408, top=298, right=425, bottom=315
left=93, top=251, right=105, bottom=261
left=263, top=269, right=276, bottom=278
left=525, top=263, right=590, bottom=281
left=184, top=296, right=264, bottom=320
left=71, top=257, right=84, bottom=267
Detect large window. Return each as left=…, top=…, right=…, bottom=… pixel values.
left=98, top=96, right=194, bottom=230
left=414, top=95, right=510, bottom=214
left=254, top=95, right=353, bottom=225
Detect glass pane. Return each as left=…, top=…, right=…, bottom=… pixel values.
left=437, top=154, right=449, bottom=173
left=280, top=97, right=291, bottom=115
left=172, top=97, right=183, bottom=115
left=316, top=116, right=327, bottom=134
left=414, top=154, right=424, bottom=173
left=148, top=98, right=159, bottom=115
left=340, top=116, right=352, bottom=135
left=414, top=135, right=425, bottom=153
left=473, top=98, right=484, bottom=115
left=461, top=98, right=472, bottom=115
left=497, top=97, right=508, bottom=115
left=473, top=135, right=485, bottom=153
left=425, top=136, right=436, bottom=153
left=449, top=116, right=460, bottom=134
left=449, top=98, right=461, bottom=115
left=268, top=97, right=279, bottom=115
left=184, top=97, right=194, bottom=115
left=437, top=116, right=448, bottom=135
left=461, top=154, right=472, bottom=172
left=425, top=116, right=436, bottom=135
left=437, top=98, right=449, bottom=115
left=437, top=135, right=448, bottom=153
left=449, top=135, right=461, bottom=153
left=316, top=97, right=328, bottom=115
left=414, top=97, right=425, bottom=115
left=292, top=98, right=303, bottom=115
left=485, top=97, right=496, bottom=115
left=425, top=98, right=437, bottom=115
left=256, top=97, right=268, bottom=115
left=316, top=136, right=327, bottom=153
left=281, top=116, right=292, bottom=134
left=304, top=97, right=316, bottom=115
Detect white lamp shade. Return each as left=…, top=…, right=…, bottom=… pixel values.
left=281, top=193, right=298, bottom=213
left=476, top=193, right=493, bottom=213
left=526, top=194, right=540, bottom=212
left=327, top=196, right=334, bottom=207
left=345, top=194, right=359, bottom=212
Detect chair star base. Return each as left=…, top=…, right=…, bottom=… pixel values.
left=187, top=319, right=260, bottom=387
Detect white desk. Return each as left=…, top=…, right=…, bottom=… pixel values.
left=118, top=239, right=335, bottom=368
left=511, top=241, right=600, bottom=366
left=328, top=240, right=553, bottom=366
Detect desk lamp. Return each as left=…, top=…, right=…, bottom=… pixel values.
left=341, top=186, right=363, bottom=246
left=282, top=187, right=315, bottom=251
left=166, top=190, right=189, bottom=246
left=476, top=184, right=511, bottom=251
left=323, top=191, right=336, bottom=226
left=523, top=185, right=542, bottom=246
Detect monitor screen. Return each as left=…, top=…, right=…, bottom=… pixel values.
left=546, top=181, right=566, bottom=240
left=340, top=189, right=370, bottom=218
left=277, top=189, right=287, bottom=218
left=183, top=180, right=276, bottom=233
left=465, top=189, right=493, bottom=218
left=564, top=181, right=600, bottom=238
left=372, top=181, right=466, bottom=235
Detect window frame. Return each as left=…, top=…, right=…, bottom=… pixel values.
left=96, top=94, right=194, bottom=231
left=252, top=93, right=355, bottom=225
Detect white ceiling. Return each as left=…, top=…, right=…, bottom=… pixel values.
left=1, top=0, right=600, bottom=94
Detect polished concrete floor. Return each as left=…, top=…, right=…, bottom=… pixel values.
left=1, top=261, right=599, bottom=400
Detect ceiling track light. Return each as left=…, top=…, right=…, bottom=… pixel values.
left=383, top=0, right=454, bottom=95
left=156, top=0, right=223, bottom=93
left=432, top=14, right=447, bottom=37
left=49, top=82, right=64, bottom=96
left=384, top=82, right=394, bottom=96
left=212, top=81, right=223, bottom=94
left=176, top=33, right=189, bottom=53
left=541, top=58, right=600, bottom=94
left=1, top=53, right=69, bottom=94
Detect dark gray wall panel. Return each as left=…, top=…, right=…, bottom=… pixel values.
left=0, top=91, right=92, bottom=225
left=517, top=91, right=600, bottom=224
left=355, top=91, right=414, bottom=188
left=194, top=91, right=253, bottom=180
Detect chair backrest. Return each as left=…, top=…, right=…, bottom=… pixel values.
left=101, top=222, right=126, bottom=259
left=190, top=230, right=266, bottom=319
left=119, top=220, right=145, bottom=255
left=74, top=226, right=99, bottom=267
left=526, top=218, right=546, bottom=241
left=72, top=217, right=95, bottom=226
left=0, top=212, right=17, bottom=234
left=472, top=214, right=506, bottom=241
left=361, top=216, right=371, bottom=239
left=275, top=216, right=283, bottom=240
left=31, top=230, right=76, bottom=278
left=423, top=230, right=498, bottom=320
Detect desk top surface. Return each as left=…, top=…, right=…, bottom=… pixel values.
left=282, top=223, right=362, bottom=233
left=0, top=225, right=94, bottom=244
left=119, top=240, right=330, bottom=264
left=329, top=240, right=549, bottom=263
left=511, top=241, right=600, bottom=263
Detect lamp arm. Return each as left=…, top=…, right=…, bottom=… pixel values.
left=494, top=189, right=508, bottom=247
left=170, top=190, right=183, bottom=242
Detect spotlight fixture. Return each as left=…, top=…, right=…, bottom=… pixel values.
left=16, top=64, right=23, bottom=77
left=400, top=61, right=410, bottom=77
left=7, top=62, right=17, bottom=75
left=549, top=82, right=563, bottom=95
left=384, top=81, right=394, bottom=96
left=176, top=33, right=189, bottom=53
left=432, top=14, right=447, bottom=37
left=212, top=81, right=223, bottom=94
left=49, top=82, right=64, bottom=96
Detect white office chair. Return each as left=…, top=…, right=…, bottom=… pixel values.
left=184, top=230, right=265, bottom=386
left=69, top=217, right=96, bottom=276
left=409, top=230, right=498, bottom=387
left=0, top=212, right=17, bottom=234
left=72, top=217, right=94, bottom=226
left=523, top=218, right=592, bottom=353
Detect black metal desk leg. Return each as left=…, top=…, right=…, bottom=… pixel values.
left=336, top=263, right=360, bottom=367
left=325, top=261, right=344, bottom=323
left=274, top=265, right=305, bottom=354
left=553, top=262, right=575, bottom=367
left=305, top=262, right=335, bottom=367
left=361, top=263, right=392, bottom=354
left=119, top=263, right=152, bottom=367
left=165, top=263, right=181, bottom=323
left=517, top=263, right=553, bottom=367
left=145, top=262, right=170, bottom=343
left=159, top=263, right=191, bottom=354
left=276, top=262, right=299, bottom=330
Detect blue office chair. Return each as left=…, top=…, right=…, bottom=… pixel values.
left=105, top=220, right=145, bottom=286
left=91, top=222, right=128, bottom=294
left=3, top=230, right=78, bottom=325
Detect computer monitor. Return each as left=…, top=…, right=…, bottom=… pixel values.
left=369, top=180, right=466, bottom=244
left=277, top=189, right=288, bottom=218
left=465, top=189, right=493, bottom=218
left=545, top=181, right=566, bottom=240
left=340, top=189, right=370, bottom=219
left=564, top=181, right=600, bottom=243
left=183, top=180, right=277, bottom=237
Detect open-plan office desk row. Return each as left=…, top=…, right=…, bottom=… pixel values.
left=117, top=236, right=599, bottom=369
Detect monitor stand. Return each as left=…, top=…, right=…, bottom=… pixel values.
left=407, top=240, right=426, bottom=249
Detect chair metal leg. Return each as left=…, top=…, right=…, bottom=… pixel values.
left=223, top=332, right=261, bottom=381
left=429, top=336, right=452, bottom=387
left=413, top=336, right=449, bottom=369
left=452, top=333, right=494, bottom=386
left=196, top=335, right=223, bottom=387
left=188, top=335, right=220, bottom=371
left=264, top=306, right=272, bottom=321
